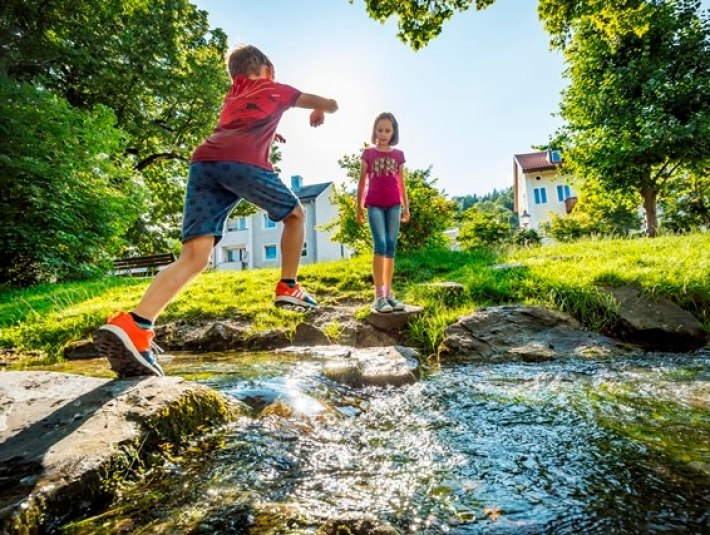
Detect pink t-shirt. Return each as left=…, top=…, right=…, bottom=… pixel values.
left=361, top=147, right=406, bottom=208
left=191, top=77, right=301, bottom=170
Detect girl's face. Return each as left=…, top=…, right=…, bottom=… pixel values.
left=375, top=119, right=394, bottom=145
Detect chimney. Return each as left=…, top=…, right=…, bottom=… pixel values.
left=291, top=175, right=303, bottom=191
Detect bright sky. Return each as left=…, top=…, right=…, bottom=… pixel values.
left=187, top=0, right=689, bottom=197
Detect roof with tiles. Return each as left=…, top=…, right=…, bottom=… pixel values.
left=514, top=151, right=559, bottom=173
left=294, top=182, right=331, bottom=201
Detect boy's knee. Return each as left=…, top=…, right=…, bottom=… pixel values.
left=283, top=204, right=304, bottom=223
left=179, top=253, right=210, bottom=273
left=179, top=236, right=213, bottom=272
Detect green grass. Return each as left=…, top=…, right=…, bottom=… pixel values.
left=1, top=233, right=708, bottom=362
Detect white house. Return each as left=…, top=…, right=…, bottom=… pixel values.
left=513, top=150, right=577, bottom=231
left=212, top=175, right=350, bottom=270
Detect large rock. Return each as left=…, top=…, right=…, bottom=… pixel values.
left=439, top=305, right=634, bottom=363
left=0, top=371, right=241, bottom=534
left=292, top=322, right=330, bottom=346
left=280, top=345, right=420, bottom=388
left=601, top=285, right=708, bottom=351
left=324, top=346, right=420, bottom=388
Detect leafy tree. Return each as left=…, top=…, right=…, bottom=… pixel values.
left=0, top=77, right=141, bottom=285
left=552, top=0, right=710, bottom=237
left=1, top=0, right=229, bottom=253
left=327, top=151, right=457, bottom=253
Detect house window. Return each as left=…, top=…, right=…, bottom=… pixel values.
left=533, top=187, right=547, bottom=205
left=224, top=248, right=246, bottom=263
left=225, top=248, right=238, bottom=262
left=556, top=185, right=572, bottom=202
left=301, top=241, right=308, bottom=257
left=264, top=244, right=277, bottom=261
left=226, top=217, right=248, bottom=232
left=263, top=213, right=277, bottom=229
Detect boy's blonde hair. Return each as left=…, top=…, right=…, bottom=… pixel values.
left=371, top=112, right=400, bottom=146
left=226, top=44, right=274, bottom=79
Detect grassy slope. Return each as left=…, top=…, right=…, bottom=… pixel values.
left=1, top=233, right=708, bottom=362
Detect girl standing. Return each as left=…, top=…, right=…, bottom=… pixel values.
left=356, top=112, right=410, bottom=313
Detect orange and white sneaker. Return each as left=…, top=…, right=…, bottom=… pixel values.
left=93, top=312, right=165, bottom=377
left=274, top=281, right=318, bottom=308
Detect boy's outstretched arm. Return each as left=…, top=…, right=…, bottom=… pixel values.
left=295, top=93, right=338, bottom=127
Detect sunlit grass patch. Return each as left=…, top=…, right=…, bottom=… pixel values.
left=1, top=232, right=708, bottom=362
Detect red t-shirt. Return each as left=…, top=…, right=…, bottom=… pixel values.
left=361, top=147, right=406, bottom=208
left=191, top=77, right=301, bottom=170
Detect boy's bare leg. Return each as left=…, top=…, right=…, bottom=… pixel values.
left=280, top=205, right=305, bottom=280
left=133, top=235, right=214, bottom=321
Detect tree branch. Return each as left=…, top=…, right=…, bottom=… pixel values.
left=134, top=152, right=184, bottom=171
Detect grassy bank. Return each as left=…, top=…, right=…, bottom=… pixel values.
left=1, top=233, right=708, bottom=362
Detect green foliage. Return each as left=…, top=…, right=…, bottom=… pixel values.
left=1, top=0, right=229, bottom=258
left=0, top=76, right=143, bottom=285
left=571, top=179, right=643, bottom=237
left=353, top=0, right=496, bottom=49
left=549, top=0, right=710, bottom=236
left=458, top=206, right=512, bottom=248
left=511, top=228, right=542, bottom=247
left=399, top=168, right=458, bottom=251
left=539, top=176, right=642, bottom=242
left=453, top=187, right=514, bottom=216
left=327, top=152, right=457, bottom=254
left=659, top=161, right=710, bottom=232
left=543, top=213, right=594, bottom=242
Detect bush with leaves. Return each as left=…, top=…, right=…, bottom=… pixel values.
left=543, top=213, right=595, bottom=242
left=0, top=77, right=143, bottom=286
left=458, top=206, right=512, bottom=248
left=511, top=228, right=542, bottom=247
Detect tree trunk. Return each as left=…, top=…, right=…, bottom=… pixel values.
left=640, top=185, right=658, bottom=237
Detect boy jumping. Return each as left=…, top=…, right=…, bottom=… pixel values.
left=94, top=45, right=338, bottom=377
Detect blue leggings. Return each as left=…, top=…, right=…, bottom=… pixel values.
left=367, top=205, right=401, bottom=258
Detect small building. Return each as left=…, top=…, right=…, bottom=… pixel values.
left=212, top=175, right=350, bottom=270
left=513, top=150, right=577, bottom=231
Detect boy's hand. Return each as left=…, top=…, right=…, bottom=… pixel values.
left=356, top=209, right=365, bottom=225
left=310, top=109, right=325, bottom=127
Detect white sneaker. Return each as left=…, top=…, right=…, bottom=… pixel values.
left=387, top=295, right=405, bottom=311
left=372, top=296, right=393, bottom=313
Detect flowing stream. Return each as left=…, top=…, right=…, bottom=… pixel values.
left=56, top=350, right=709, bottom=534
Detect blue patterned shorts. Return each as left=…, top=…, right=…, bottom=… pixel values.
left=182, top=161, right=300, bottom=243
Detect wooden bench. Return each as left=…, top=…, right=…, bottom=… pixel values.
left=113, top=253, right=176, bottom=277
